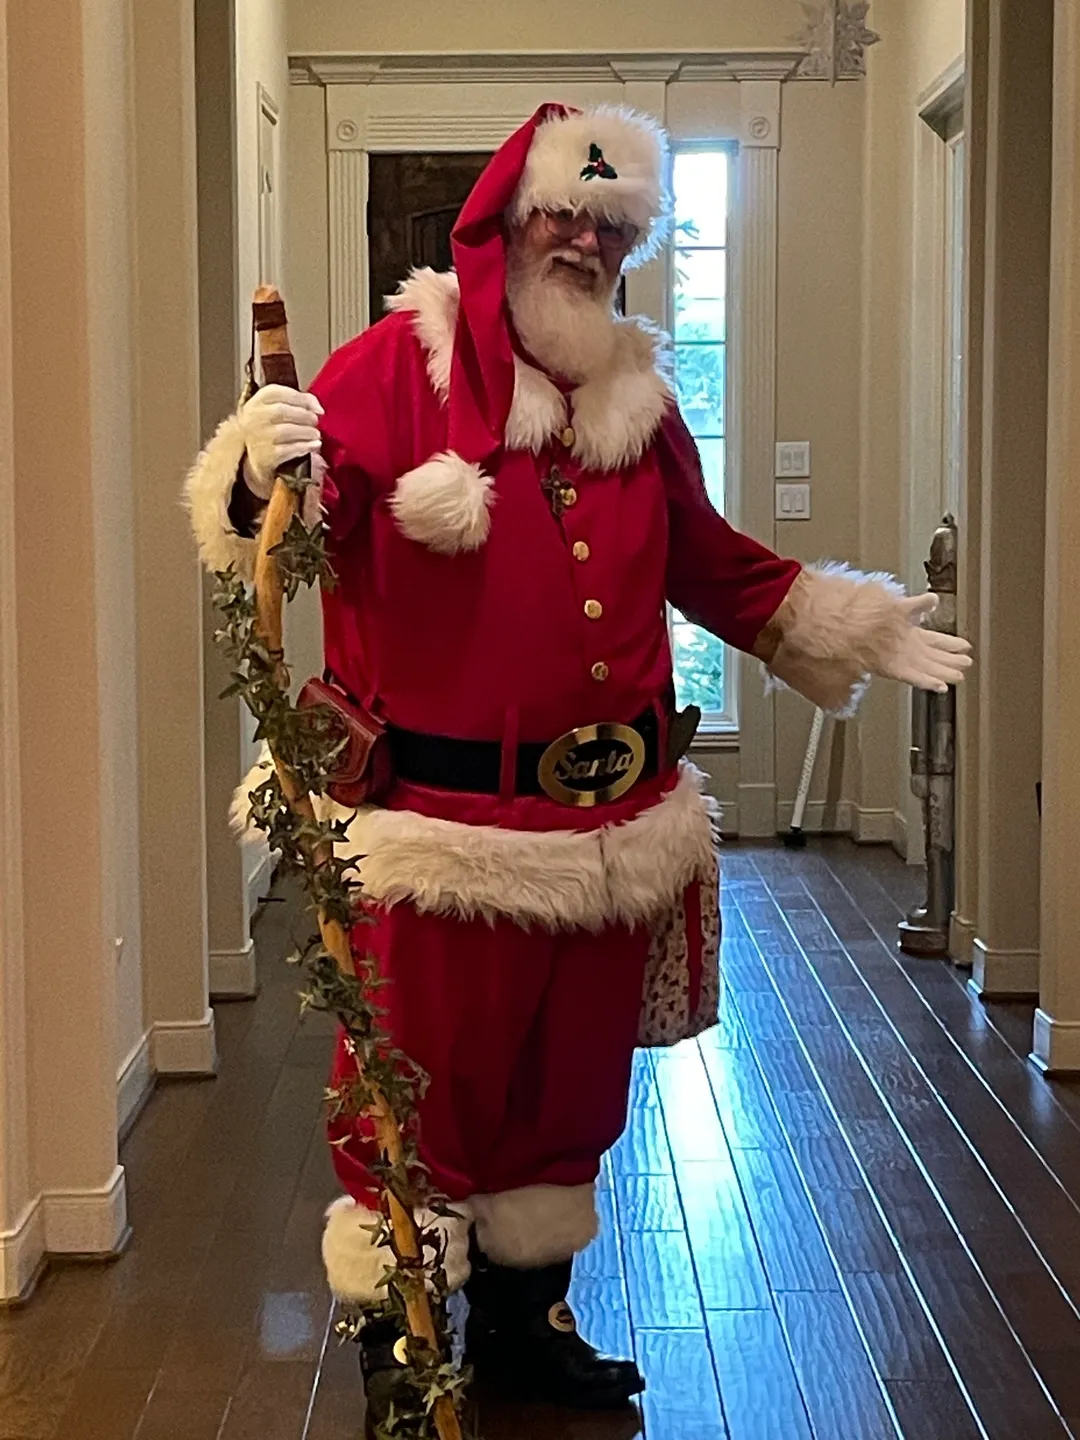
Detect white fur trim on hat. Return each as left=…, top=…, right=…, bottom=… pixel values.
left=764, top=563, right=908, bottom=716
left=387, top=270, right=674, bottom=471
left=183, top=412, right=261, bottom=580
left=390, top=451, right=494, bottom=554
left=472, top=1184, right=598, bottom=1268
left=322, top=1196, right=473, bottom=1304
left=511, top=105, right=672, bottom=263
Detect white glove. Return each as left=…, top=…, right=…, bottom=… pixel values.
left=877, top=594, right=973, bottom=692
left=238, top=384, right=323, bottom=499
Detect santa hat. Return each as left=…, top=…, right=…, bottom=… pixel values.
left=446, top=103, right=671, bottom=473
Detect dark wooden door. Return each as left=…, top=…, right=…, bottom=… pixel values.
left=367, top=152, right=492, bottom=321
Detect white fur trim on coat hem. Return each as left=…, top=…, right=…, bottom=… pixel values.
left=183, top=412, right=261, bottom=581
left=322, top=1196, right=473, bottom=1304
left=231, top=758, right=718, bottom=934
left=472, top=1184, right=598, bottom=1268
left=764, top=563, right=908, bottom=715
left=390, top=451, right=494, bottom=554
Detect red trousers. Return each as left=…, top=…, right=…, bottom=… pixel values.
left=328, top=902, right=651, bottom=1205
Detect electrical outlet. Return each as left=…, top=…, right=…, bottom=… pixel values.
left=776, top=483, right=811, bottom=520
left=775, top=441, right=811, bottom=478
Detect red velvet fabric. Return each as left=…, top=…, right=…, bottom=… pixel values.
left=328, top=902, right=652, bottom=1204
left=310, top=315, right=801, bottom=826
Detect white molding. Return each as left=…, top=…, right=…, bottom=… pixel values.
left=42, top=1165, right=128, bottom=1257
left=733, top=141, right=780, bottom=837
left=969, top=941, right=1039, bottom=999
left=852, top=806, right=895, bottom=845
left=949, top=911, right=977, bottom=966
left=737, top=782, right=778, bottom=838
left=116, top=1031, right=153, bottom=1137
left=209, top=940, right=257, bottom=1000
left=292, top=49, right=809, bottom=88
left=329, top=149, right=368, bottom=349
left=739, top=79, right=782, bottom=149
left=245, top=845, right=273, bottom=923
left=891, top=807, right=909, bottom=859
left=776, top=799, right=853, bottom=834
left=0, top=1198, right=45, bottom=1303
left=1031, top=1009, right=1080, bottom=1076
left=152, top=1010, right=218, bottom=1077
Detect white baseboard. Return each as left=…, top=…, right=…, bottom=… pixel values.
left=0, top=1197, right=45, bottom=1302
left=949, top=913, right=977, bottom=967
left=152, top=1009, right=218, bottom=1076
left=1031, top=1008, right=1080, bottom=1075
left=116, top=1031, right=154, bottom=1137
left=737, top=782, right=777, bottom=838
left=852, top=806, right=895, bottom=845
left=42, top=1164, right=128, bottom=1257
left=774, top=799, right=852, bottom=835
left=209, top=940, right=257, bottom=1000
left=891, top=808, right=909, bottom=858
left=246, top=845, right=273, bottom=920
left=970, top=940, right=1040, bottom=999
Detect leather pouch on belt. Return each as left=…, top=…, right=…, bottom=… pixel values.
left=295, top=677, right=393, bottom=807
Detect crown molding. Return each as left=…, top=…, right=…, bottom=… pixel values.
left=290, top=49, right=809, bottom=89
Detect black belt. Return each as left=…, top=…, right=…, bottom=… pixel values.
left=388, top=706, right=661, bottom=800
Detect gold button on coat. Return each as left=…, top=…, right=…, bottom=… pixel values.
left=584, top=599, right=603, bottom=620
left=573, top=541, right=590, bottom=562
left=561, top=425, right=576, bottom=447
left=591, top=661, right=610, bottom=682
left=561, top=486, right=578, bottom=509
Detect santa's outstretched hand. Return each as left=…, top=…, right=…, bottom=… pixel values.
left=239, top=383, right=325, bottom=528
left=877, top=594, right=973, bottom=693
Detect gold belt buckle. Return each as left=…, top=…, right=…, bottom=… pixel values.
left=538, top=722, right=646, bottom=808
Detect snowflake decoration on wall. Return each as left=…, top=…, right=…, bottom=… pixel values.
left=794, top=0, right=881, bottom=83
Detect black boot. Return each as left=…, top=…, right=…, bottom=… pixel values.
left=356, top=1313, right=410, bottom=1439
left=465, top=1253, right=645, bottom=1410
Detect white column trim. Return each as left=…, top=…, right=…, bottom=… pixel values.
left=41, top=1165, right=128, bottom=1258
left=0, top=1199, right=45, bottom=1303
left=1031, top=1009, right=1080, bottom=1076
left=209, top=940, right=257, bottom=1000
left=152, top=1010, right=218, bottom=1077
left=969, top=940, right=1040, bottom=999
left=733, top=88, right=781, bottom=836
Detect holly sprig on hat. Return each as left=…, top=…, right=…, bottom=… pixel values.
left=580, top=143, right=618, bottom=181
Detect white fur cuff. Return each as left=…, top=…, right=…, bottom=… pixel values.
left=390, top=451, right=494, bottom=555
left=321, top=1196, right=473, bottom=1304
left=183, top=412, right=261, bottom=581
left=472, top=1184, right=598, bottom=1268
left=766, top=563, right=908, bottom=715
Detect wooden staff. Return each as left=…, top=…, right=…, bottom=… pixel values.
left=251, top=285, right=463, bottom=1440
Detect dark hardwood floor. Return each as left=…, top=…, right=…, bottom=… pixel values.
left=4, top=841, right=1080, bottom=1439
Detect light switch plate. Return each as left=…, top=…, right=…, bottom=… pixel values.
left=776, top=441, right=811, bottom=478
left=776, top=482, right=811, bottom=520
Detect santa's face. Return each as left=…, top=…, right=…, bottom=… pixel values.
left=510, top=209, right=638, bottom=299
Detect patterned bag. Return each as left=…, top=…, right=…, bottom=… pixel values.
left=638, top=850, right=721, bottom=1048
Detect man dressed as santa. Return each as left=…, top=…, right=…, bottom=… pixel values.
left=185, top=103, right=971, bottom=1427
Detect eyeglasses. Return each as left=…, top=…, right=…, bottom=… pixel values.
left=543, top=209, right=642, bottom=253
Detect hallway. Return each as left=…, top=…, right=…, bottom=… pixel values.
left=4, top=842, right=1080, bottom=1440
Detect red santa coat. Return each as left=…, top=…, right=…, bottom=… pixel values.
left=184, top=266, right=883, bottom=1296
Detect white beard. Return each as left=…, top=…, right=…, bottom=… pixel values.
left=506, top=253, right=618, bottom=384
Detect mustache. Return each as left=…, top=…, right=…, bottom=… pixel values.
left=545, top=250, right=603, bottom=276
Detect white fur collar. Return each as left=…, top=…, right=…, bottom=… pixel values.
left=386, top=269, right=673, bottom=472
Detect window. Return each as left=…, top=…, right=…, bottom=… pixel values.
left=669, top=148, right=733, bottom=727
